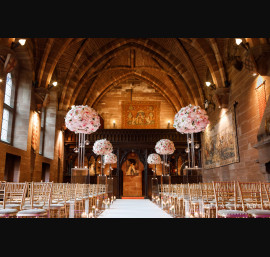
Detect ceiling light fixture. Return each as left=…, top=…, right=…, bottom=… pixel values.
left=205, top=81, right=216, bottom=90
left=11, top=38, right=27, bottom=49
left=18, top=39, right=26, bottom=46
left=235, top=38, right=249, bottom=51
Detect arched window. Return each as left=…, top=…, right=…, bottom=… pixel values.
left=1, top=73, right=15, bottom=143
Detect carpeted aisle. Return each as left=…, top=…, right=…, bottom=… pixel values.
left=98, top=199, right=173, bottom=218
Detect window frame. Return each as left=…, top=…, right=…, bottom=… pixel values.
left=1, top=72, right=17, bottom=145
left=39, top=106, right=46, bottom=155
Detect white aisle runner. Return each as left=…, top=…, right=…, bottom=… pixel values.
left=98, top=199, right=173, bottom=218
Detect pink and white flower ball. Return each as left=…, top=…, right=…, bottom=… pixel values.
left=173, top=104, right=209, bottom=134
left=104, top=153, right=117, bottom=164
left=65, top=105, right=101, bottom=134
left=155, top=139, right=175, bottom=155
left=147, top=153, right=161, bottom=164
left=93, top=139, right=113, bottom=155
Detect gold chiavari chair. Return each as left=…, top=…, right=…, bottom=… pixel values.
left=0, top=181, right=6, bottom=206
left=169, top=184, right=178, bottom=216
left=75, top=183, right=88, bottom=217
left=92, top=184, right=99, bottom=207
left=96, top=184, right=107, bottom=212
left=188, top=183, right=203, bottom=218
left=77, top=184, right=86, bottom=213
left=201, top=182, right=216, bottom=218
left=261, top=182, right=270, bottom=210
left=176, top=184, right=189, bottom=218
left=89, top=184, right=95, bottom=209
left=174, top=184, right=183, bottom=217
left=44, top=183, right=67, bottom=218
left=161, top=184, right=170, bottom=211
left=0, top=182, right=28, bottom=218
left=17, top=182, right=53, bottom=218
left=65, top=183, right=79, bottom=218
left=213, top=181, right=248, bottom=218
left=238, top=181, right=270, bottom=218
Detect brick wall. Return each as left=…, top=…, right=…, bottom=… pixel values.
left=202, top=65, right=270, bottom=182
left=0, top=46, right=64, bottom=182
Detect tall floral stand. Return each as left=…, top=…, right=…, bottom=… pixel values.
left=97, top=155, right=107, bottom=211
left=93, top=139, right=113, bottom=213
left=154, top=139, right=175, bottom=212
left=104, top=153, right=117, bottom=203
left=173, top=104, right=209, bottom=217
left=151, top=164, right=159, bottom=201
left=71, top=132, right=88, bottom=184
left=173, top=104, right=209, bottom=185
left=147, top=154, right=161, bottom=203
left=65, top=105, right=101, bottom=218
left=183, top=133, right=203, bottom=184
left=107, top=165, right=114, bottom=201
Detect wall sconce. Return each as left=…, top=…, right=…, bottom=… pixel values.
left=113, top=120, right=116, bottom=128
left=256, top=75, right=266, bottom=89
left=0, top=78, right=2, bottom=83
left=205, top=81, right=216, bottom=90
left=48, top=81, right=58, bottom=90
left=167, top=121, right=171, bottom=129
left=227, top=39, right=247, bottom=71
left=11, top=39, right=26, bottom=49
left=235, top=38, right=249, bottom=51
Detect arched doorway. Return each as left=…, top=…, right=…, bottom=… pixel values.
left=120, top=152, right=144, bottom=197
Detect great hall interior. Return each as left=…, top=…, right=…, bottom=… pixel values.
left=0, top=37, right=270, bottom=219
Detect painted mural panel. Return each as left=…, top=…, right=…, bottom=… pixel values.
left=121, top=101, right=160, bottom=129
left=202, top=107, right=239, bottom=169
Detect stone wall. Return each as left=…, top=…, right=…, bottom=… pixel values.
left=202, top=65, right=270, bottom=182
left=0, top=44, right=64, bottom=183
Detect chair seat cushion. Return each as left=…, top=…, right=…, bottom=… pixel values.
left=22, top=204, right=44, bottom=209
left=17, top=209, right=47, bottom=215
left=218, top=209, right=248, bottom=218
left=191, top=200, right=202, bottom=204
left=43, top=204, right=65, bottom=209
left=66, top=200, right=75, bottom=204
left=52, top=199, right=64, bottom=203
left=203, top=203, right=216, bottom=209
left=0, top=208, right=18, bottom=214
left=2, top=204, right=21, bottom=209
left=246, top=209, right=270, bottom=218
left=225, top=203, right=242, bottom=209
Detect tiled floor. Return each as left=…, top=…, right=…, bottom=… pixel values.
left=98, top=199, right=173, bottom=218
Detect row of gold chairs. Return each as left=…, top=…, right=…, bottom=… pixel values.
left=0, top=181, right=109, bottom=218
left=157, top=181, right=270, bottom=218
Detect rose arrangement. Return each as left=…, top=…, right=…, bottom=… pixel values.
left=155, top=139, right=175, bottom=155
left=104, top=153, right=117, bottom=164
left=65, top=105, right=101, bottom=134
left=147, top=153, right=161, bottom=164
left=173, top=104, right=209, bottom=134
left=93, top=139, right=113, bottom=155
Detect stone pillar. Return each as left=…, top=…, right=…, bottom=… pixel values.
left=43, top=89, right=57, bottom=159
left=13, top=67, right=32, bottom=150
